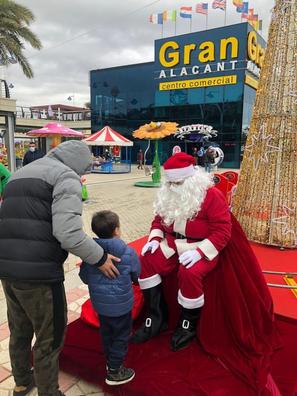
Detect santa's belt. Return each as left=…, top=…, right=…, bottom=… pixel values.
left=168, top=232, right=203, bottom=241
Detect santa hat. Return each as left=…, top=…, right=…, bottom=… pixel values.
left=163, top=152, right=196, bottom=182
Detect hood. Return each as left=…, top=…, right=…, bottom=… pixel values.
left=46, top=140, right=92, bottom=176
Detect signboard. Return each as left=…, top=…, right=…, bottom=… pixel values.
left=154, top=24, right=265, bottom=91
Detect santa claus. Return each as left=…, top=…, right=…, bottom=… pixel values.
left=131, top=152, right=232, bottom=351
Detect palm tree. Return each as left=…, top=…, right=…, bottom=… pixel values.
left=0, top=0, right=42, bottom=78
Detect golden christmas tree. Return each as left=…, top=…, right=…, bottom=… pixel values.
left=233, top=0, right=297, bottom=248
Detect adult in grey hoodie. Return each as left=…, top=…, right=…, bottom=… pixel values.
left=0, top=140, right=119, bottom=396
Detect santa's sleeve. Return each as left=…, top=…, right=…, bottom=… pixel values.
left=147, top=215, right=165, bottom=242
left=197, top=187, right=232, bottom=261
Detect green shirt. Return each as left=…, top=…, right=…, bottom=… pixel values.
left=0, top=163, right=11, bottom=197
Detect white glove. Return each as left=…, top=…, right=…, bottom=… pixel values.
left=141, top=240, right=160, bottom=256
left=179, top=250, right=202, bottom=269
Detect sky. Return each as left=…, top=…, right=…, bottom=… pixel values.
left=2, top=0, right=273, bottom=108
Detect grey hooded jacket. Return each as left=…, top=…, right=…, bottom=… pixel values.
left=0, top=140, right=105, bottom=282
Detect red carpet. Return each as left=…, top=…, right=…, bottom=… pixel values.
left=60, top=237, right=297, bottom=395
left=60, top=315, right=296, bottom=395
left=251, top=242, right=297, bottom=320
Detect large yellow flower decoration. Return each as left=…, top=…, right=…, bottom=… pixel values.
left=133, top=121, right=178, bottom=140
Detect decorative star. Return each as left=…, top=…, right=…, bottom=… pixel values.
left=245, top=124, right=281, bottom=171
left=272, top=202, right=297, bottom=246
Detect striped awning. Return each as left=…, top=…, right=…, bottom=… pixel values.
left=83, top=126, right=133, bottom=146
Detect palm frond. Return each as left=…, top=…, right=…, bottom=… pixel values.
left=0, top=0, right=41, bottom=78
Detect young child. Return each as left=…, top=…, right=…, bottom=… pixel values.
left=79, top=210, right=140, bottom=386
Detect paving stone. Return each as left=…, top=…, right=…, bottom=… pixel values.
left=0, top=351, right=10, bottom=365
left=0, top=325, right=9, bottom=342
left=70, top=288, right=88, bottom=298
left=0, top=367, right=10, bottom=383
left=68, top=302, right=79, bottom=312
left=77, top=379, right=102, bottom=393
left=0, top=339, right=9, bottom=351
left=1, top=363, right=11, bottom=372
left=75, top=296, right=89, bottom=308
left=0, top=375, right=15, bottom=389
left=59, top=371, right=78, bottom=392
left=67, top=311, right=80, bottom=324
left=64, top=384, right=84, bottom=396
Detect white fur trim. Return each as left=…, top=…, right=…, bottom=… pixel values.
left=178, top=290, right=204, bottom=308
left=173, top=219, right=186, bottom=236
left=139, top=274, right=162, bottom=290
left=164, top=165, right=196, bottom=181
left=148, top=229, right=164, bottom=241
left=160, top=239, right=176, bottom=259
left=197, top=238, right=219, bottom=261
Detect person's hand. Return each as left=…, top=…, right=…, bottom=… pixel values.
left=99, top=254, right=120, bottom=279
left=141, top=240, right=160, bottom=256
left=179, top=250, right=202, bottom=269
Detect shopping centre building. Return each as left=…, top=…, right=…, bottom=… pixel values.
left=90, top=22, right=266, bottom=168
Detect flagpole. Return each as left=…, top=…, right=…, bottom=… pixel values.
left=161, top=22, right=163, bottom=38
left=206, top=14, right=208, bottom=30
left=190, top=17, right=192, bottom=33
left=224, top=3, right=227, bottom=26
left=175, top=17, right=177, bottom=35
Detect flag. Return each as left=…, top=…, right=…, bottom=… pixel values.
left=250, top=13, right=258, bottom=21
left=258, top=19, right=263, bottom=30
left=233, top=0, right=243, bottom=7
left=163, top=9, right=177, bottom=22
left=249, top=17, right=259, bottom=29
left=180, top=6, right=193, bottom=18
left=196, top=3, right=208, bottom=15
left=212, top=0, right=226, bottom=11
left=242, top=8, right=257, bottom=20
left=236, top=2, right=248, bottom=13
left=149, top=13, right=163, bottom=24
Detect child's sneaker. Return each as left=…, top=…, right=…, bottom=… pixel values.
left=105, top=365, right=135, bottom=385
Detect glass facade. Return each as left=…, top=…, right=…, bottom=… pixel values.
left=90, top=23, right=266, bottom=168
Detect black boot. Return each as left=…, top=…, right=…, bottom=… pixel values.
left=130, top=284, right=168, bottom=343
left=171, top=307, right=201, bottom=351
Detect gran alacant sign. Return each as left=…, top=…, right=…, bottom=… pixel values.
left=154, top=23, right=265, bottom=91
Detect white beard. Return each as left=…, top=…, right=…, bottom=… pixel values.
left=154, top=167, right=214, bottom=226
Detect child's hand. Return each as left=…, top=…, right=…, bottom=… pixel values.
left=99, top=254, right=120, bottom=279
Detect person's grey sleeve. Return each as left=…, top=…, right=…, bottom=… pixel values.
left=52, top=170, right=105, bottom=264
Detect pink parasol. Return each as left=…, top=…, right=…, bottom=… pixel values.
left=27, top=122, right=84, bottom=138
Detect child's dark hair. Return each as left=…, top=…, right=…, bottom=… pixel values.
left=91, top=210, right=120, bottom=238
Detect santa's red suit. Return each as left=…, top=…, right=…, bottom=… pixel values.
left=132, top=152, right=281, bottom=394
left=140, top=186, right=231, bottom=305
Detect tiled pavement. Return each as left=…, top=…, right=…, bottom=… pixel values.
left=0, top=165, right=230, bottom=395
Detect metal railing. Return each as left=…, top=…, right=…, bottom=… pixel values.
left=15, top=106, right=91, bottom=122
left=0, top=79, right=10, bottom=98
left=263, top=270, right=297, bottom=289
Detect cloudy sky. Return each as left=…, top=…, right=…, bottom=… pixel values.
left=3, top=0, right=273, bottom=108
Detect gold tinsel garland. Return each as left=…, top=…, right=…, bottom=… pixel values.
left=232, top=0, right=297, bottom=248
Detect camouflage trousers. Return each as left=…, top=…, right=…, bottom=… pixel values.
left=1, top=281, right=67, bottom=396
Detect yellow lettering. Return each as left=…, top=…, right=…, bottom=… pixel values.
left=184, top=44, right=196, bottom=65
left=247, top=31, right=265, bottom=68
left=198, top=41, right=215, bottom=63
left=220, top=37, right=238, bottom=60
left=258, top=47, right=265, bottom=68
left=159, top=41, right=179, bottom=67
left=247, top=31, right=257, bottom=63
